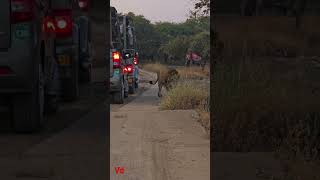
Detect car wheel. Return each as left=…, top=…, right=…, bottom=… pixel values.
left=128, top=77, right=136, bottom=94
left=113, top=80, right=124, bottom=104
left=129, top=84, right=135, bottom=94
left=135, top=78, right=139, bottom=89
left=13, top=65, right=46, bottom=133
left=45, top=94, right=59, bottom=115
left=79, top=64, right=92, bottom=83
left=62, top=55, right=79, bottom=102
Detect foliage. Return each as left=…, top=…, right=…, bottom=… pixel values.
left=189, top=31, right=210, bottom=59
left=159, top=36, right=191, bottom=60
left=190, top=0, right=211, bottom=18
left=125, top=8, right=209, bottom=64
left=160, top=80, right=209, bottom=110
left=126, top=13, right=162, bottom=60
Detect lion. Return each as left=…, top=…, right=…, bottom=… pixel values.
left=149, top=67, right=180, bottom=97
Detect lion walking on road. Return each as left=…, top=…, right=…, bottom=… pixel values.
left=149, top=67, right=180, bottom=97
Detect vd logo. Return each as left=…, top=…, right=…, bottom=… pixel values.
left=114, top=167, right=125, bottom=174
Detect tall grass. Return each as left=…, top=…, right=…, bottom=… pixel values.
left=160, top=80, right=209, bottom=110
left=177, top=66, right=210, bottom=80
left=142, top=62, right=167, bottom=73
left=160, top=80, right=210, bottom=132
left=212, top=56, right=320, bottom=153
left=142, top=63, right=210, bottom=132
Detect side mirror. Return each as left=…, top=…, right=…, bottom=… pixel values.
left=123, top=52, right=131, bottom=59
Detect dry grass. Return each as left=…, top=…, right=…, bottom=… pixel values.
left=142, top=62, right=210, bottom=132
left=197, top=109, right=210, bottom=133
left=160, top=80, right=209, bottom=110
left=214, top=16, right=320, bottom=57
left=213, top=15, right=320, bottom=178
left=212, top=56, right=320, bottom=152
left=176, top=66, right=210, bottom=80
left=142, top=62, right=168, bottom=73
left=143, top=63, right=210, bottom=79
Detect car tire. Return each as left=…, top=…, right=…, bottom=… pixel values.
left=128, top=77, right=136, bottom=94
left=113, top=80, right=124, bottom=104
left=124, top=89, right=129, bottom=98
left=129, top=84, right=135, bottom=94
left=62, top=54, right=79, bottom=102
left=12, top=65, right=46, bottom=133
left=135, top=78, right=139, bottom=89
left=44, top=94, right=59, bottom=115
left=79, top=65, right=92, bottom=83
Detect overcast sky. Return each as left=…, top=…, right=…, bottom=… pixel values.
left=110, top=0, right=195, bottom=23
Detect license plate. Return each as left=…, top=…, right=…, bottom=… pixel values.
left=113, top=69, right=120, bottom=75
left=57, top=55, right=71, bottom=65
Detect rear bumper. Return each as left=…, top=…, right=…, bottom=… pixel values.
left=0, top=47, right=34, bottom=94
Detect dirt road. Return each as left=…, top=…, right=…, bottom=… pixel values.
left=0, top=67, right=209, bottom=179
left=110, top=70, right=210, bottom=180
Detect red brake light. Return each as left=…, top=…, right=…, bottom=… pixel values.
left=112, top=52, right=121, bottom=68
left=11, top=0, right=34, bottom=23
left=133, top=57, right=138, bottom=65
left=52, top=9, right=73, bottom=37
left=42, top=16, right=56, bottom=35
left=123, top=64, right=134, bottom=74
left=0, top=67, right=13, bottom=75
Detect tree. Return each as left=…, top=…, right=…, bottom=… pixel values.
left=159, top=36, right=191, bottom=61
left=189, top=31, right=210, bottom=60
left=126, top=13, right=162, bottom=60
left=191, top=0, right=210, bottom=18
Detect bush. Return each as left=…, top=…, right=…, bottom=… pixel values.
left=160, top=80, right=209, bottom=110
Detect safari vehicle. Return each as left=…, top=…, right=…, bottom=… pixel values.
left=74, top=0, right=93, bottom=83
left=51, top=1, right=78, bottom=101
left=109, top=7, right=128, bottom=104
left=0, top=0, right=60, bottom=132
left=119, top=15, right=139, bottom=94
left=110, top=48, right=128, bottom=104
left=51, top=0, right=93, bottom=102
left=122, top=49, right=139, bottom=94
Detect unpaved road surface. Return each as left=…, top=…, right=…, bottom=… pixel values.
left=0, top=67, right=210, bottom=179
left=110, top=70, right=210, bottom=180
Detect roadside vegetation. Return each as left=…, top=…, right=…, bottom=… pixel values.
left=143, top=63, right=210, bottom=133
left=212, top=0, right=320, bottom=176
left=123, top=12, right=209, bottom=65
left=213, top=26, right=320, bottom=178
left=133, top=0, right=211, bottom=133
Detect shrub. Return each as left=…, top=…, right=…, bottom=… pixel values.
left=160, top=80, right=209, bottom=110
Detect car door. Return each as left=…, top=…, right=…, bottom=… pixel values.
left=0, top=0, right=11, bottom=49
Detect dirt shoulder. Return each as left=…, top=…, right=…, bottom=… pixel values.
left=110, top=76, right=210, bottom=180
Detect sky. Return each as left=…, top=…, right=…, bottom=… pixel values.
left=110, top=0, right=195, bottom=23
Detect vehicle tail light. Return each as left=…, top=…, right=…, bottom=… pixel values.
left=52, top=9, right=73, bottom=37
left=42, top=16, right=56, bottom=35
left=133, top=57, right=138, bottom=65
left=112, top=51, right=121, bottom=68
left=11, top=0, right=34, bottom=24
left=0, top=67, right=13, bottom=75
left=123, top=64, right=134, bottom=74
